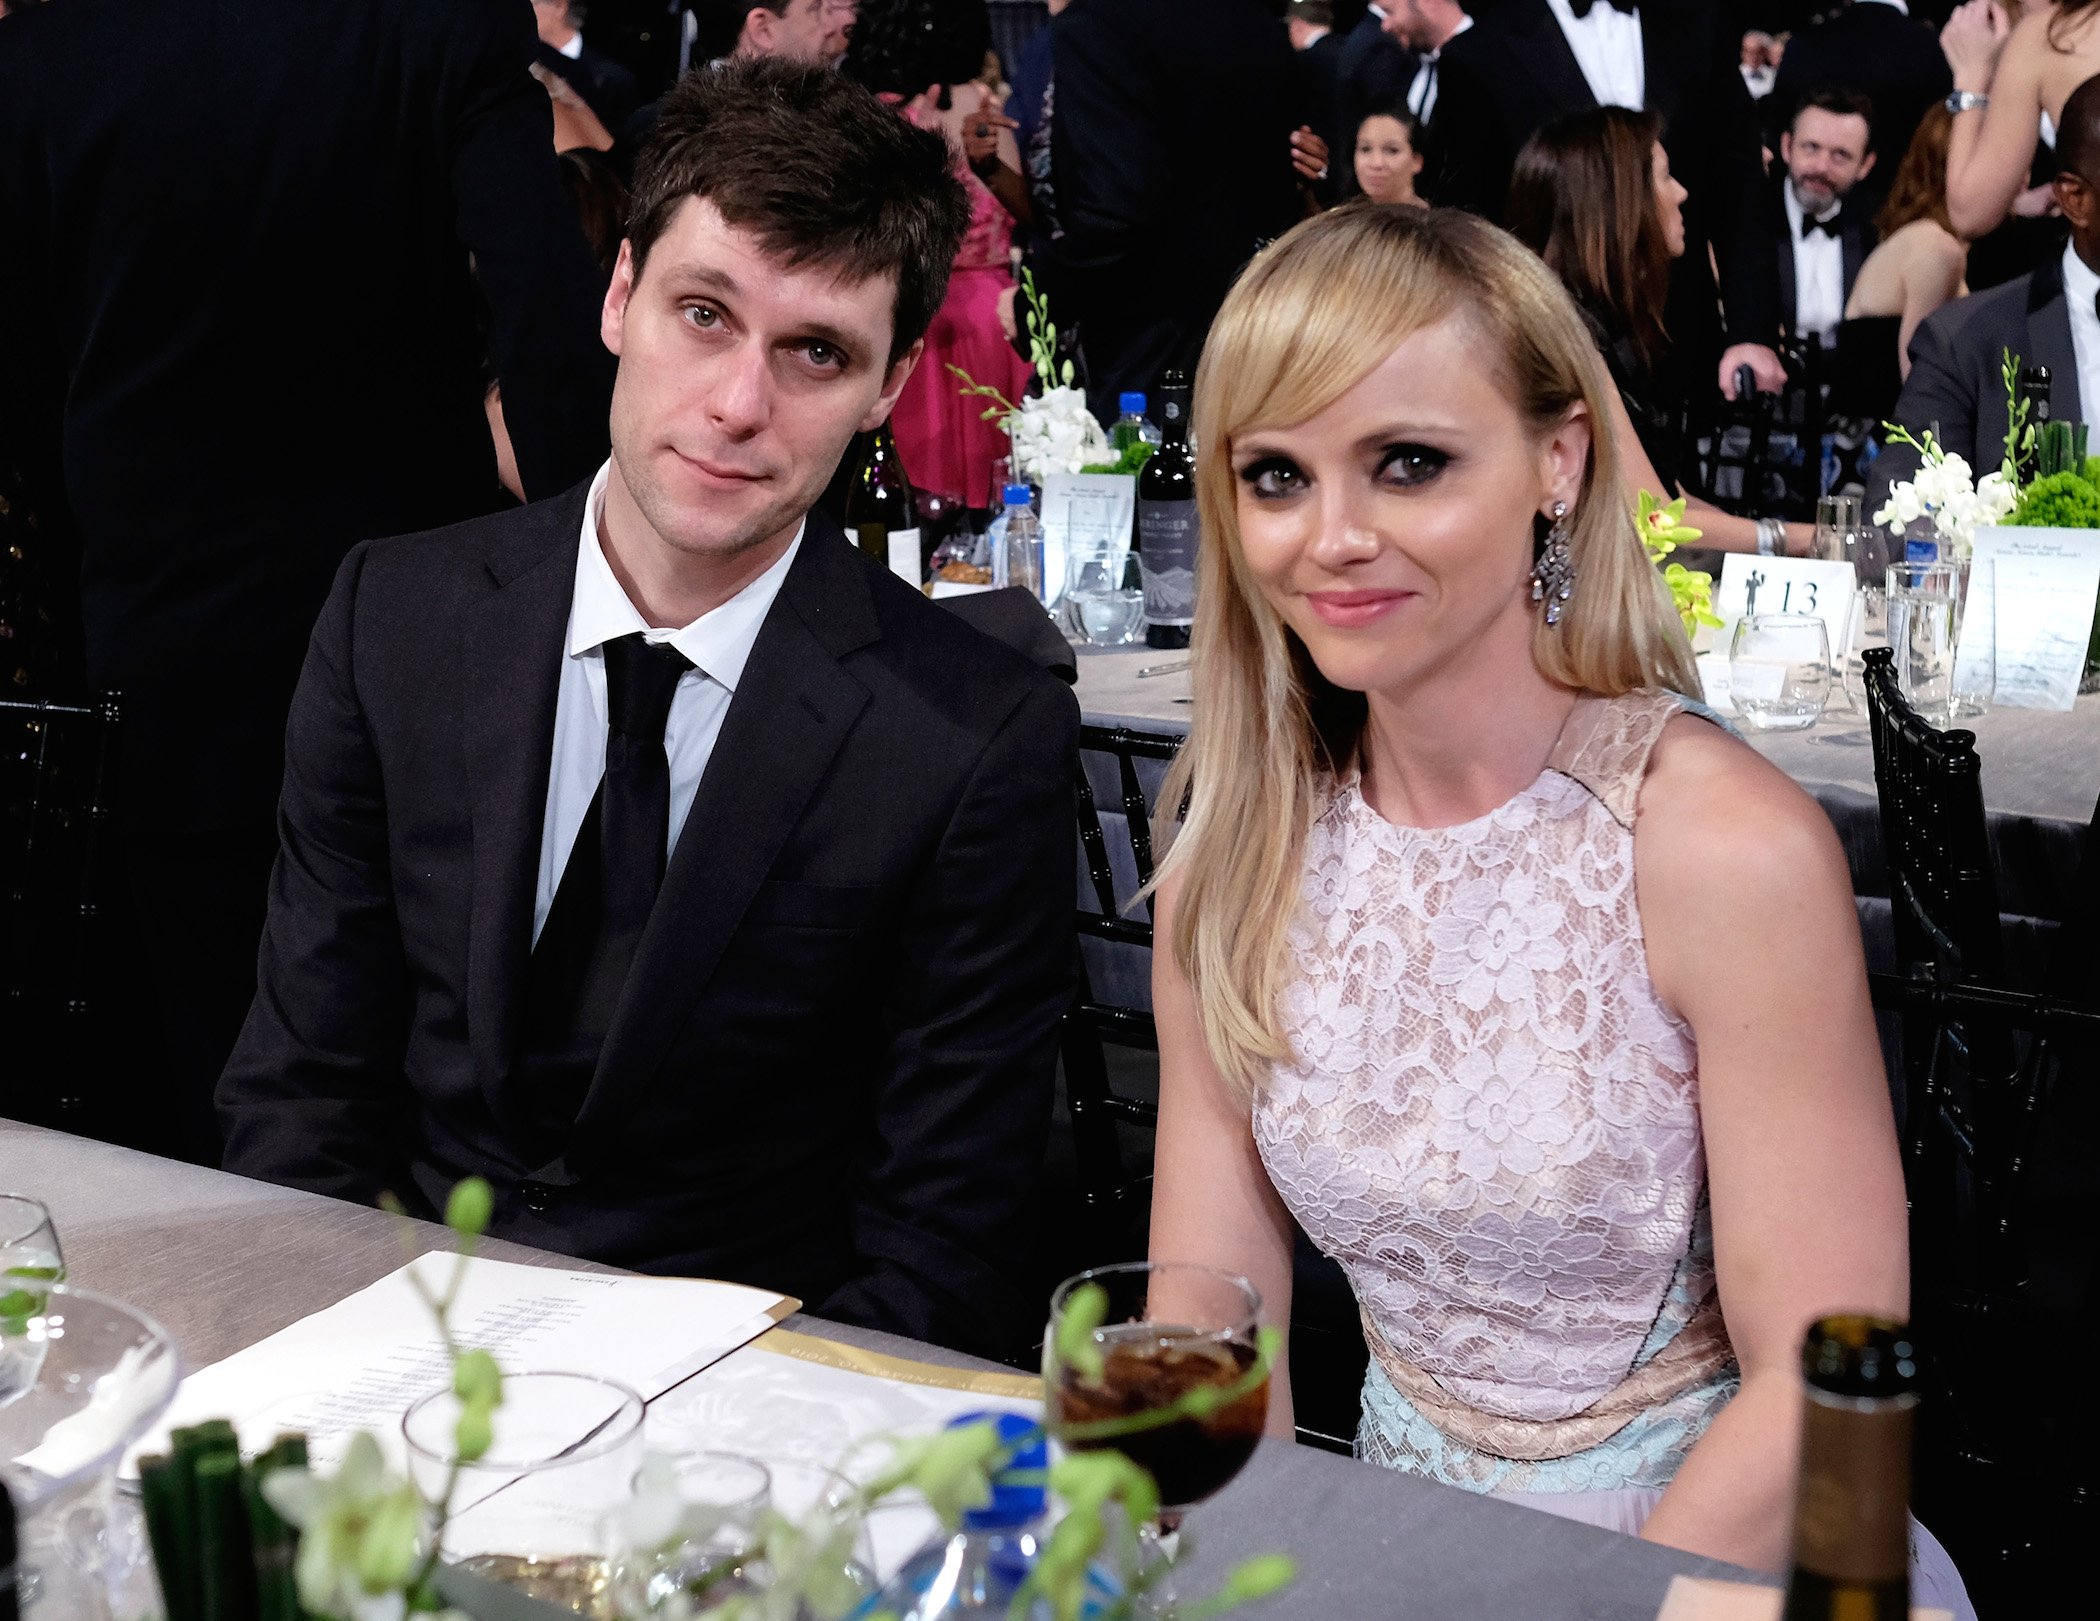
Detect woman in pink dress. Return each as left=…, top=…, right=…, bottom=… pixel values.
left=889, top=79, right=1032, bottom=512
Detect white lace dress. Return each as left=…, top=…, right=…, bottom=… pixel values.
left=1250, top=691, right=1974, bottom=1613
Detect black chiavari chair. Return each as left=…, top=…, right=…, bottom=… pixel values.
left=1860, top=647, right=2100, bottom=1604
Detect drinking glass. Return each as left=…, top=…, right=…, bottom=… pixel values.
left=1813, top=493, right=1861, bottom=564
left=1950, top=553, right=1995, bottom=720
left=1065, top=540, right=1146, bottom=646
left=1, top=1196, right=65, bottom=1411
left=1044, top=1260, right=1267, bottom=1566
left=1728, top=612, right=1832, bottom=731
left=1886, top=560, right=1962, bottom=723
left=605, top=1451, right=773, bottom=1618
left=404, top=1370, right=646, bottom=1618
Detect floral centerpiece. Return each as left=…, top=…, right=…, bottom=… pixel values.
left=950, top=271, right=1111, bottom=488
left=1636, top=491, right=1722, bottom=642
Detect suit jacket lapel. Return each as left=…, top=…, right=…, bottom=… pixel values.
left=1841, top=218, right=1869, bottom=305
left=2026, top=249, right=2082, bottom=423
left=463, top=484, right=589, bottom=1144
left=1772, top=186, right=1799, bottom=342
left=570, top=517, right=879, bottom=1154
left=1638, top=0, right=1692, bottom=123
left=1506, top=0, right=1596, bottom=114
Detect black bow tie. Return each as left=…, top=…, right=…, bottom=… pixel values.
left=1800, top=209, right=1842, bottom=239
left=1566, top=0, right=1637, bottom=17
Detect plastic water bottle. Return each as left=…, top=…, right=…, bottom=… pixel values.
left=854, top=1414, right=1116, bottom=1620
left=1111, top=393, right=1161, bottom=457
left=997, top=484, right=1045, bottom=604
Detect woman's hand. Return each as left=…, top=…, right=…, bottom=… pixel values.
left=962, top=107, right=1020, bottom=177
left=2010, top=180, right=2061, bottom=218
left=1290, top=126, right=1330, bottom=186
left=1941, top=0, right=2011, bottom=91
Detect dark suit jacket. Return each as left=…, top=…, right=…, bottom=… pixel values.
left=0, top=0, right=616, bottom=833
left=1871, top=250, right=2081, bottom=515
left=217, top=487, right=1081, bottom=1359
left=1767, top=0, right=1951, bottom=203
left=1432, top=0, right=1782, bottom=358
left=1052, top=0, right=1306, bottom=420
left=535, top=37, right=643, bottom=133
left=1770, top=179, right=1875, bottom=348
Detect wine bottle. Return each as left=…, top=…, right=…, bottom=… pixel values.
left=844, top=422, right=922, bottom=587
left=1137, top=370, right=1197, bottom=650
left=0, top=1475, right=17, bottom=1621
left=1779, top=1314, right=1918, bottom=1621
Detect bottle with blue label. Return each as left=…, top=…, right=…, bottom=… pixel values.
left=853, top=1412, right=1116, bottom=1620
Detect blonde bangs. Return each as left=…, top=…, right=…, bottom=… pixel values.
left=1156, top=204, right=1698, bottom=1101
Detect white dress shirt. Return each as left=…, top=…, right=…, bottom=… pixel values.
left=1783, top=183, right=1848, bottom=346
left=1406, top=14, right=1474, bottom=124
left=1544, top=0, right=1645, bottom=111
left=534, top=462, right=802, bottom=945
left=2060, top=240, right=2100, bottom=425
left=555, top=31, right=583, bottom=60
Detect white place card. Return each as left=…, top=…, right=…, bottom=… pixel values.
left=1038, top=472, right=1136, bottom=612
left=1960, top=527, right=2100, bottom=711
left=1708, top=554, right=1858, bottom=664
left=128, top=1258, right=791, bottom=1490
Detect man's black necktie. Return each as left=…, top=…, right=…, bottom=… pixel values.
left=1566, top=0, right=1637, bottom=16
left=520, top=632, right=693, bottom=1141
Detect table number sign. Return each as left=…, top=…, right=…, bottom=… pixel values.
left=1708, top=555, right=1859, bottom=663
left=1038, top=472, right=1136, bottom=614
left=1960, top=527, right=2100, bottom=711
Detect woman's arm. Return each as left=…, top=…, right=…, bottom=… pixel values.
left=1897, top=232, right=1970, bottom=380
left=1604, top=381, right=1813, bottom=556
left=1942, top=2, right=2048, bottom=239
left=1148, top=875, right=1302, bottom=1438
left=1631, top=719, right=1910, bottom=1571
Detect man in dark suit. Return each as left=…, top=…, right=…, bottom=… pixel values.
left=534, top=0, right=643, bottom=134
left=1053, top=0, right=1306, bottom=420
left=1771, top=88, right=1880, bottom=352
left=1872, top=77, right=2100, bottom=520
left=1431, top=0, right=1787, bottom=400
left=1769, top=0, right=1951, bottom=205
left=0, top=0, right=615, bottom=1164
left=217, top=60, right=1078, bottom=1360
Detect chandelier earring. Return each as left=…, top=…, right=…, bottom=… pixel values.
left=1530, top=499, right=1576, bottom=627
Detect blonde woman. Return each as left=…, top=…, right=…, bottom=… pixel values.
left=1146, top=205, right=1971, bottom=1609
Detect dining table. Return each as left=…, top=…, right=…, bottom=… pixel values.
left=0, top=1116, right=1766, bottom=1619
left=1071, top=644, right=2100, bottom=982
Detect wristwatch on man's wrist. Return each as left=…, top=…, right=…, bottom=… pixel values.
left=1945, top=90, right=1990, bottom=115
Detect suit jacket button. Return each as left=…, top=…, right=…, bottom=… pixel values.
left=519, top=1180, right=553, bottom=1213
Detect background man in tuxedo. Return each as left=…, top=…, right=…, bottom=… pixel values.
left=0, top=0, right=615, bottom=1164
left=534, top=0, right=643, bottom=134
left=1874, top=76, right=2100, bottom=513
left=688, top=0, right=842, bottom=66
left=218, top=60, right=1080, bottom=1359
left=1769, top=0, right=1951, bottom=207
left=1053, top=0, right=1305, bottom=419
left=1772, top=89, right=1880, bottom=351
left=1432, top=0, right=1787, bottom=400
left=1379, top=0, right=1471, bottom=198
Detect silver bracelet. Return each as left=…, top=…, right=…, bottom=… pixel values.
left=1755, top=517, right=1783, bottom=556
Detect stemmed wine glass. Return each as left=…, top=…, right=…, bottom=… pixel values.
left=1042, top=1262, right=1270, bottom=1607
left=1, top=1194, right=65, bottom=1408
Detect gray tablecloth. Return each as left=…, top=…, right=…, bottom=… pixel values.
left=1, top=1118, right=1756, bottom=1619
left=1073, top=646, right=2100, bottom=993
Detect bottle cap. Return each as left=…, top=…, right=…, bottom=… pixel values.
left=951, top=1410, right=1046, bottom=1528
left=1119, top=392, right=1147, bottom=415
left=1799, top=1314, right=1919, bottom=1399
left=1001, top=484, right=1033, bottom=507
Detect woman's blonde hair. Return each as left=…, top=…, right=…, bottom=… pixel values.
left=1156, top=203, right=1696, bottom=1098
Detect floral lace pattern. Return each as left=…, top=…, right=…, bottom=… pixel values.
left=1254, top=692, right=1737, bottom=1485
